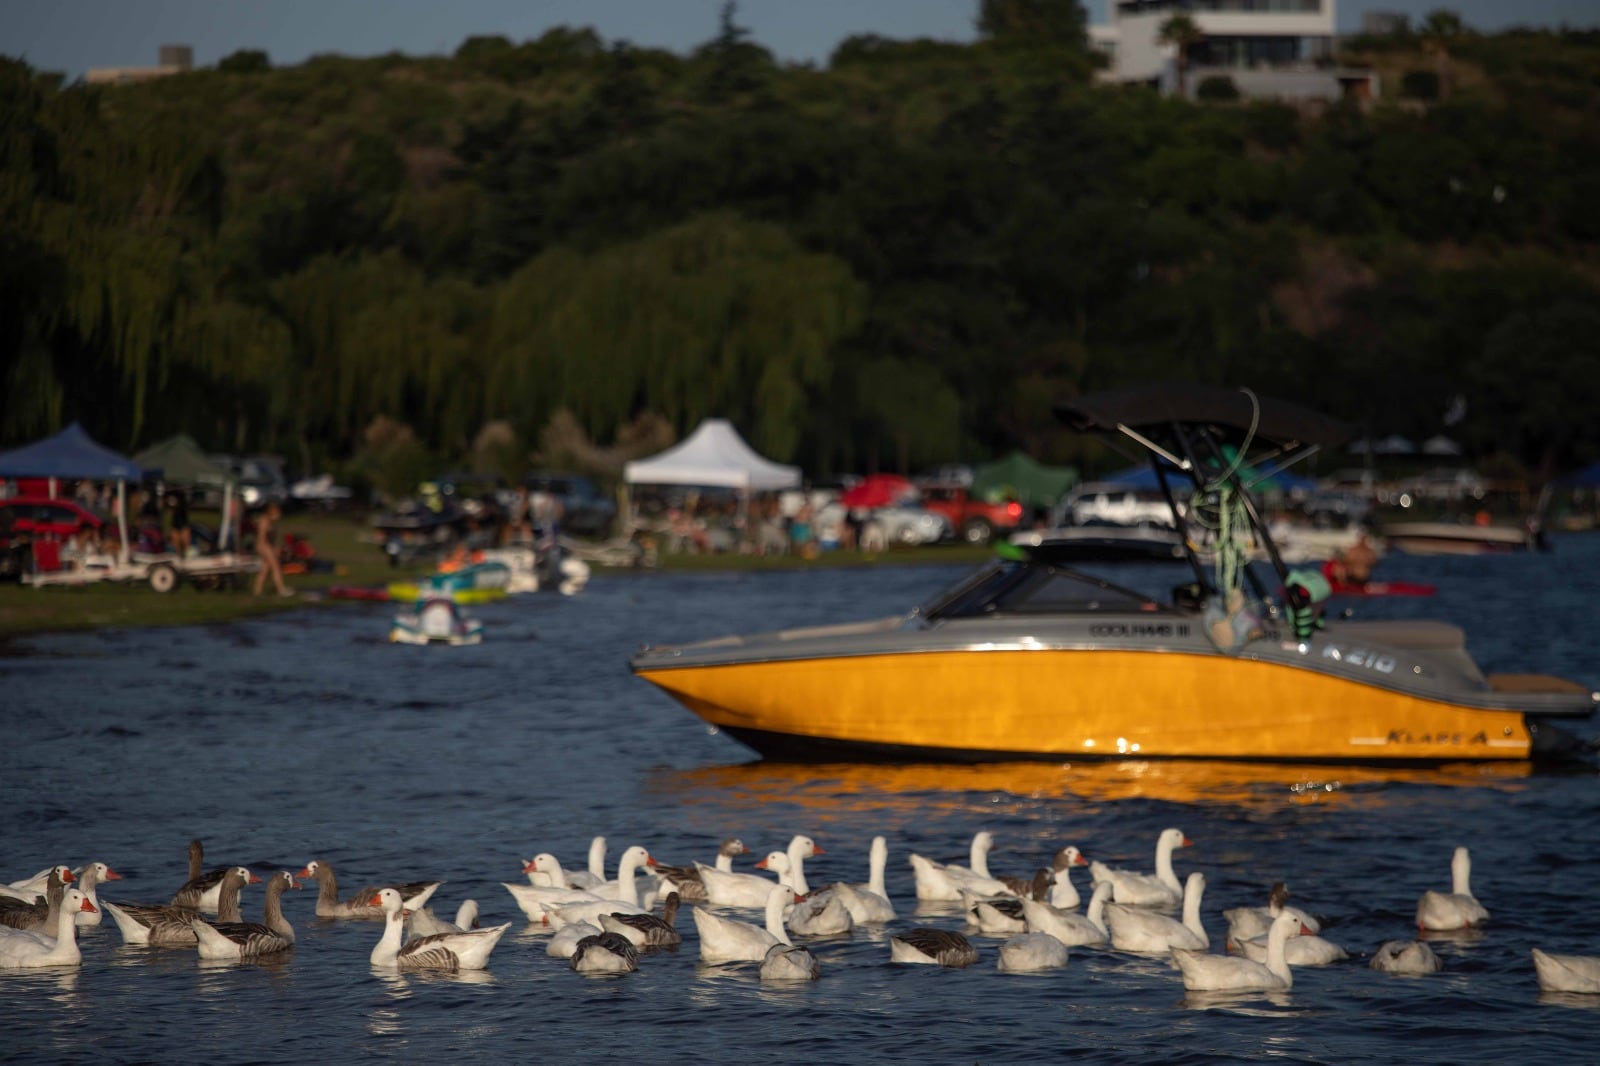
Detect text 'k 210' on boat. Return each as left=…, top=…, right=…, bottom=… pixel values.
left=631, top=383, right=1598, bottom=765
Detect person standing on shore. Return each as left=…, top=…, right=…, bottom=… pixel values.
left=252, top=502, right=291, bottom=597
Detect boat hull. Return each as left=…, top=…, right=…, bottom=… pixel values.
left=636, top=645, right=1582, bottom=763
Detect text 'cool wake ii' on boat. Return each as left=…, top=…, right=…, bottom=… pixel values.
left=631, top=383, right=1597, bottom=765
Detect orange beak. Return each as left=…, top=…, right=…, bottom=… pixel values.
left=105, top=868, right=125, bottom=881
left=521, top=859, right=538, bottom=873
left=295, top=866, right=314, bottom=879
left=79, top=898, right=98, bottom=913
left=62, top=870, right=77, bottom=883
left=369, top=894, right=385, bottom=906
left=248, top=872, right=263, bottom=884
left=755, top=857, right=770, bottom=870
left=1180, top=837, right=1194, bottom=848
left=812, top=845, right=826, bottom=855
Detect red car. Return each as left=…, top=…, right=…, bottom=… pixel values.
left=0, top=497, right=106, bottom=579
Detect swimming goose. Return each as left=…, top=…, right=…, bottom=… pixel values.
left=909, top=831, right=1012, bottom=901
left=547, top=920, right=602, bottom=959
left=600, top=892, right=682, bottom=948
left=840, top=836, right=897, bottom=924
left=998, top=932, right=1071, bottom=972
left=170, top=839, right=238, bottom=913
left=889, top=927, right=979, bottom=968
left=1021, top=881, right=1112, bottom=948
left=72, top=862, right=125, bottom=926
left=693, top=884, right=798, bottom=964
left=0, top=868, right=71, bottom=932
left=1370, top=939, right=1443, bottom=974
left=1416, top=846, right=1488, bottom=931
left=787, top=885, right=854, bottom=937
left=1224, top=881, right=1322, bottom=945
left=0, top=890, right=97, bottom=968
left=1531, top=948, right=1600, bottom=993
left=1106, top=871, right=1208, bottom=953
left=1047, top=847, right=1089, bottom=910
left=697, top=850, right=793, bottom=909
left=408, top=899, right=481, bottom=938
left=565, top=836, right=609, bottom=890
left=0, top=864, right=75, bottom=903
left=297, top=859, right=440, bottom=920
left=761, top=938, right=821, bottom=981
left=547, top=845, right=654, bottom=928
left=570, top=930, right=639, bottom=974
left=653, top=839, right=748, bottom=902
left=1091, top=828, right=1190, bottom=908
left=1172, top=909, right=1306, bottom=992
left=966, top=870, right=1052, bottom=935
left=505, top=855, right=608, bottom=922
left=104, top=866, right=253, bottom=946
left=369, top=886, right=511, bottom=971
left=193, top=870, right=299, bottom=961
left=1239, top=926, right=1347, bottom=966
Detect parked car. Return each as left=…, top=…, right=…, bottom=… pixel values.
left=818, top=501, right=952, bottom=548
left=520, top=472, right=618, bottom=539
left=1057, top=482, right=1177, bottom=528
left=205, top=455, right=289, bottom=509
left=916, top=482, right=1025, bottom=545
left=0, top=497, right=106, bottom=580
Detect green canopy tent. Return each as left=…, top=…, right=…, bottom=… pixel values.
left=970, top=451, right=1079, bottom=513
left=133, top=435, right=240, bottom=550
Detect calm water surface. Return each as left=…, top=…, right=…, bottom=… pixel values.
left=5, top=538, right=1600, bottom=1063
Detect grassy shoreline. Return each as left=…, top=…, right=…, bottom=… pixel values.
left=0, top=513, right=994, bottom=642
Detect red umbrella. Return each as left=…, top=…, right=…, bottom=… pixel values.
left=841, top=474, right=917, bottom=509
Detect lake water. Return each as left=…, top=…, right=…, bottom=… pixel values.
left=5, top=537, right=1600, bottom=1063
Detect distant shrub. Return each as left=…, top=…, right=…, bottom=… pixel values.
left=1197, top=75, right=1240, bottom=102
left=218, top=49, right=270, bottom=74
left=1401, top=68, right=1440, bottom=99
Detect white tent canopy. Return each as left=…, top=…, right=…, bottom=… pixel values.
left=624, top=419, right=801, bottom=491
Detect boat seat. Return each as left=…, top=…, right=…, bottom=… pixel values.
left=1485, top=673, right=1593, bottom=694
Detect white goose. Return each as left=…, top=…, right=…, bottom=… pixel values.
left=1173, top=909, right=1306, bottom=992
left=546, top=845, right=653, bottom=928
left=997, top=932, right=1071, bottom=972
left=369, top=886, right=511, bottom=971
left=193, top=870, right=299, bottom=961
left=547, top=920, right=602, bottom=959
left=697, top=850, right=793, bottom=909
left=563, top=836, right=609, bottom=890
left=1091, top=827, right=1190, bottom=908
left=760, top=938, right=821, bottom=981
left=0, top=890, right=97, bottom=968
left=505, top=855, right=608, bottom=922
left=1416, top=846, right=1488, bottom=931
left=889, top=927, right=979, bottom=967
left=1106, top=871, right=1208, bottom=953
left=1531, top=948, right=1600, bottom=993
left=408, top=899, right=481, bottom=938
left=1224, top=881, right=1321, bottom=946
left=1239, top=925, right=1347, bottom=966
left=298, top=859, right=440, bottom=920
left=104, top=866, right=253, bottom=946
left=652, top=838, right=748, bottom=903
left=841, top=836, right=896, bottom=924
left=570, top=930, right=638, bottom=974
left=1370, top=939, right=1443, bottom=974
left=1047, top=846, right=1089, bottom=910
left=693, top=884, right=797, bottom=964
left=1021, top=881, right=1112, bottom=948
left=909, top=831, right=1011, bottom=901
left=72, top=862, right=125, bottom=926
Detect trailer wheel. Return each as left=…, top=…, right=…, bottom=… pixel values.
left=148, top=563, right=180, bottom=593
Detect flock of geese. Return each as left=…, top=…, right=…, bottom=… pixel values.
left=3, top=831, right=1598, bottom=995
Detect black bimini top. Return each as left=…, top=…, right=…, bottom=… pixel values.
left=1056, top=382, right=1355, bottom=451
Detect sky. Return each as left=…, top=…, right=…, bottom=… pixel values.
left=5, top=0, right=1598, bottom=79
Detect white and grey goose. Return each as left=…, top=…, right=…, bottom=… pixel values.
left=599, top=892, right=682, bottom=948
left=889, top=927, right=979, bottom=968
left=1021, top=881, right=1112, bottom=948
left=1091, top=827, right=1191, bottom=908
left=193, top=870, right=300, bottom=961
left=0, top=864, right=75, bottom=903
left=1172, top=909, right=1307, bottom=992
left=653, top=838, right=748, bottom=902
left=997, top=932, right=1071, bottom=973
left=297, top=858, right=440, bottom=919
left=1370, top=939, right=1444, bottom=975
left=104, top=866, right=254, bottom=946
left=0, top=890, right=98, bottom=968
left=408, top=899, right=482, bottom=938
left=1223, top=881, right=1321, bottom=946
left=965, top=870, right=1052, bottom=936
left=71, top=862, right=126, bottom=926
left=569, top=930, right=639, bottom=974
left=369, top=886, right=512, bottom=971
left=0, top=868, right=73, bottom=932
left=170, top=839, right=238, bottom=913
left=1046, top=846, right=1089, bottom=910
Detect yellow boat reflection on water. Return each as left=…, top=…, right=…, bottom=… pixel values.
left=647, top=758, right=1537, bottom=815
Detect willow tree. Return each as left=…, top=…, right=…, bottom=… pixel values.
left=485, top=212, right=864, bottom=462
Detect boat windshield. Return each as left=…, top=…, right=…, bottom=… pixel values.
left=919, top=560, right=1189, bottom=621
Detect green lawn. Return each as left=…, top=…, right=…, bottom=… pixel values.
left=0, top=513, right=997, bottom=641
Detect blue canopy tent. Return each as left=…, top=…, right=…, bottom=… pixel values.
left=0, top=423, right=144, bottom=563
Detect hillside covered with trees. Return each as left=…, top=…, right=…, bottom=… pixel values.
left=3, top=1, right=1598, bottom=493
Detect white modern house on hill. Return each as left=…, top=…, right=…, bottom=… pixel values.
left=1089, top=1, right=1377, bottom=102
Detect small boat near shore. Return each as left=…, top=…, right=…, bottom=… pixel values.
left=390, top=598, right=484, bottom=646
left=632, top=384, right=1596, bottom=765
left=1381, top=521, right=1539, bottom=556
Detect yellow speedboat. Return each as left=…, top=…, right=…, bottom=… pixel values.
left=631, top=384, right=1597, bottom=764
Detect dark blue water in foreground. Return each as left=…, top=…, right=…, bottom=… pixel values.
left=4, top=537, right=1600, bottom=1064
